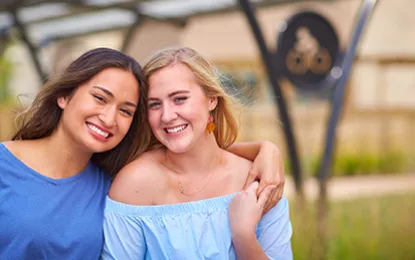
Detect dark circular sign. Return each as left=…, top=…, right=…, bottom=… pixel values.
left=276, top=11, right=340, bottom=90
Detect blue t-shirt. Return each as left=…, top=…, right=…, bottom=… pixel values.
left=0, top=143, right=112, bottom=259
left=101, top=194, right=293, bottom=259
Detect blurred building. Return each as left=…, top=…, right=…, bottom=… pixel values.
left=1, top=0, right=414, bottom=173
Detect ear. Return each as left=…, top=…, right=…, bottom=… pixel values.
left=208, top=96, right=218, bottom=112
left=57, top=96, right=68, bottom=109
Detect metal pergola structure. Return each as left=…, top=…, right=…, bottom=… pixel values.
left=0, top=0, right=334, bottom=78
left=0, top=0, right=378, bottom=196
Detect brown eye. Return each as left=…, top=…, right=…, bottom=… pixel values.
left=93, top=94, right=106, bottom=103
left=120, top=109, right=133, bottom=116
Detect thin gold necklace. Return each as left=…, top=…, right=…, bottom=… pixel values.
left=176, top=169, right=217, bottom=196
left=165, top=150, right=222, bottom=197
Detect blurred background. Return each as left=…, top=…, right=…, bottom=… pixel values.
left=0, top=0, right=414, bottom=259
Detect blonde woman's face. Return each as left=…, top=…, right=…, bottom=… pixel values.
left=57, top=67, right=139, bottom=154
left=147, top=63, right=217, bottom=153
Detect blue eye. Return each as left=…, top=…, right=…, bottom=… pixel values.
left=174, top=96, right=188, bottom=103
left=148, top=102, right=161, bottom=109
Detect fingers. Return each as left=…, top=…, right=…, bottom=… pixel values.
left=257, top=154, right=281, bottom=195
left=246, top=181, right=259, bottom=194
left=262, top=156, right=285, bottom=213
left=243, top=169, right=258, bottom=190
left=256, top=165, right=274, bottom=195
left=262, top=188, right=276, bottom=215
left=276, top=184, right=283, bottom=202
left=257, top=185, right=276, bottom=211
left=262, top=183, right=284, bottom=216
left=257, top=175, right=279, bottom=197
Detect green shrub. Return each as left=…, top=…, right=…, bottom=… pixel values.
left=378, top=151, right=407, bottom=173
left=0, top=51, right=12, bottom=105
left=307, top=151, right=409, bottom=177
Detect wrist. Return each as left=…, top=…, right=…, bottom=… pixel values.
left=231, top=230, right=257, bottom=245
left=259, top=140, right=273, bottom=153
left=232, top=232, right=261, bottom=259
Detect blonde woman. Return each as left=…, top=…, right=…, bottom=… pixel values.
left=102, top=47, right=292, bottom=259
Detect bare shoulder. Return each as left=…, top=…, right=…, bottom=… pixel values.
left=2, top=140, right=40, bottom=161
left=224, top=149, right=253, bottom=185
left=109, top=149, right=168, bottom=205
left=2, top=140, right=29, bottom=154
left=226, top=150, right=253, bottom=170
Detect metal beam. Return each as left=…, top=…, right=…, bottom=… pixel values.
left=10, top=9, right=46, bottom=81
left=238, top=0, right=303, bottom=194
left=0, top=0, right=60, bottom=12
left=317, top=0, right=379, bottom=188
left=121, top=11, right=141, bottom=53
left=43, top=14, right=185, bottom=44
left=1, top=0, right=335, bottom=25
left=4, top=3, right=185, bottom=30
left=50, top=25, right=134, bottom=42
left=178, top=0, right=335, bottom=20
left=0, top=0, right=152, bottom=12
left=15, top=2, right=140, bottom=25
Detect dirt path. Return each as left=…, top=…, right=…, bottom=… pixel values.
left=283, top=173, right=415, bottom=201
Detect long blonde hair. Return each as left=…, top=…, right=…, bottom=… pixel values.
left=143, top=47, right=240, bottom=149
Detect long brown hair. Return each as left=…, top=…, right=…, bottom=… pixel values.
left=143, top=47, right=240, bottom=149
left=12, top=47, right=151, bottom=177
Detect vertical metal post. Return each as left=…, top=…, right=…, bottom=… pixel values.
left=318, top=0, right=379, bottom=188
left=315, top=1, right=378, bottom=259
left=11, top=9, right=47, bottom=81
left=238, top=0, right=303, bottom=194
left=121, top=11, right=142, bottom=53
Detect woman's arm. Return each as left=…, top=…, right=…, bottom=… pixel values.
left=229, top=182, right=293, bottom=260
left=228, top=141, right=286, bottom=214
left=227, top=141, right=264, bottom=161
left=232, top=236, right=269, bottom=260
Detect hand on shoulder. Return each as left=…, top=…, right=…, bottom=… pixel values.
left=228, top=182, right=276, bottom=240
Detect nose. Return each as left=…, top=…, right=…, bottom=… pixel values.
left=161, top=103, right=178, bottom=123
left=98, top=106, right=117, bottom=128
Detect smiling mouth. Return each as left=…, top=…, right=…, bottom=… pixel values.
left=165, top=124, right=188, bottom=134
left=86, top=123, right=112, bottom=139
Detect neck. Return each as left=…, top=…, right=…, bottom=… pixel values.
left=32, top=129, right=93, bottom=179
left=164, top=134, right=224, bottom=176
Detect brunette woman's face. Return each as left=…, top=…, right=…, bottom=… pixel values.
left=57, top=67, right=139, bottom=153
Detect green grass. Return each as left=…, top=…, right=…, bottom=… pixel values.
left=290, top=193, right=415, bottom=260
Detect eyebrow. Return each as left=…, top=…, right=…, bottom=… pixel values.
left=148, top=90, right=190, bottom=100
left=93, top=86, right=137, bottom=108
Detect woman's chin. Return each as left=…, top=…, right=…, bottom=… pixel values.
left=164, top=142, right=192, bottom=154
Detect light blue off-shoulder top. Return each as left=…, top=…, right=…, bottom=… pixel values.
left=101, top=193, right=293, bottom=260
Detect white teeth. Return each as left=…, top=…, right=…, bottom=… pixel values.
left=87, top=123, right=110, bottom=138
left=166, top=125, right=187, bottom=134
